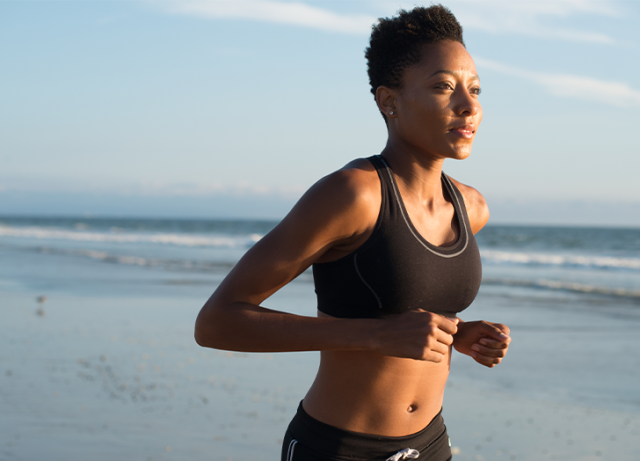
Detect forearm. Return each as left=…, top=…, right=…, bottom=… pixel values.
left=195, top=300, right=377, bottom=353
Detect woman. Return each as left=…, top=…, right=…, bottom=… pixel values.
left=195, top=5, right=511, bottom=461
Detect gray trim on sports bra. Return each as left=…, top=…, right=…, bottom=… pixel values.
left=377, top=156, right=469, bottom=258
left=353, top=253, right=383, bottom=309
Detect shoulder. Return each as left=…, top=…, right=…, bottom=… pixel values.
left=204, top=159, right=382, bottom=308
left=276, top=157, right=382, bottom=253
left=313, top=157, right=380, bottom=206
left=447, top=176, right=489, bottom=235
left=299, top=157, right=381, bottom=222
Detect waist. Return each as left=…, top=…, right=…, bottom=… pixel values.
left=289, top=401, right=449, bottom=461
left=303, top=349, right=450, bottom=436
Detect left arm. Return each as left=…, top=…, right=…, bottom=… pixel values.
left=449, top=177, right=511, bottom=367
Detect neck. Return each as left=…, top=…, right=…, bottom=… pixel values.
left=380, top=140, right=446, bottom=207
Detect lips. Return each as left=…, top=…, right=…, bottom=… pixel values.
left=448, top=125, right=475, bottom=139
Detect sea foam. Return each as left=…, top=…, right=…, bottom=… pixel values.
left=481, top=250, right=640, bottom=271
left=482, top=277, right=640, bottom=299
left=0, top=224, right=262, bottom=248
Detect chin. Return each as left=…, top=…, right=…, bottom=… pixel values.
left=449, top=148, right=473, bottom=161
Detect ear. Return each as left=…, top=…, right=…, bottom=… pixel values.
left=375, top=86, right=397, bottom=118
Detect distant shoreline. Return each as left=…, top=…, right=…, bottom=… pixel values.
left=1, top=213, right=640, bottom=230
left=2, top=189, right=640, bottom=227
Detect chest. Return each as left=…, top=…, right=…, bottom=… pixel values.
left=354, top=223, right=482, bottom=317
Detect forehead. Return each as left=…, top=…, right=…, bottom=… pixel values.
left=407, top=40, right=478, bottom=81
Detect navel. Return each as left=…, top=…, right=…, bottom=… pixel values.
left=407, top=404, right=418, bottom=413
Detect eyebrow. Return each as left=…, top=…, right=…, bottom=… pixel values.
left=428, top=70, right=480, bottom=81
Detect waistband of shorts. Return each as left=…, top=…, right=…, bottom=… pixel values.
left=289, top=401, right=446, bottom=459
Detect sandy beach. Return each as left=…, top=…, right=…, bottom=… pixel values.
left=2, top=281, right=639, bottom=461
left=1, top=218, right=639, bottom=460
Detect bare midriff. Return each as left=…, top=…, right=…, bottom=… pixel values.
left=302, top=311, right=450, bottom=437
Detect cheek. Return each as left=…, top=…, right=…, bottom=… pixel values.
left=405, top=92, right=447, bottom=118
left=413, top=103, right=450, bottom=134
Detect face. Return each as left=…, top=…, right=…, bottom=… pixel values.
left=381, top=40, right=483, bottom=160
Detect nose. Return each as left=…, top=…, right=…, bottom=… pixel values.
left=453, top=88, right=480, bottom=117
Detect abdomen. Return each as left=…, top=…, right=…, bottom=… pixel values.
left=302, top=347, right=451, bottom=436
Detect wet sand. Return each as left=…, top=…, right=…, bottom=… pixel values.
left=1, top=283, right=639, bottom=461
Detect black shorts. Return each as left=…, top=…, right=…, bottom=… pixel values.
left=281, top=402, right=452, bottom=461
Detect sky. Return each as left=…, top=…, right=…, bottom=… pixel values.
left=1, top=0, right=640, bottom=225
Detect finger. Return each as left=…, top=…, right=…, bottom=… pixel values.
left=478, top=323, right=510, bottom=343
left=425, top=328, right=454, bottom=352
left=430, top=340, right=450, bottom=356
left=471, top=351, right=503, bottom=367
left=434, top=316, right=459, bottom=335
left=437, top=335, right=454, bottom=348
left=493, top=323, right=510, bottom=336
left=471, top=344, right=507, bottom=358
left=478, top=338, right=509, bottom=349
left=417, top=335, right=450, bottom=360
left=421, top=351, right=446, bottom=363
left=431, top=327, right=455, bottom=347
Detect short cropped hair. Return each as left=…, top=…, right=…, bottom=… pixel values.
left=365, top=5, right=464, bottom=107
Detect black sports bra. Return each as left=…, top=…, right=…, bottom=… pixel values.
left=312, top=155, right=482, bottom=319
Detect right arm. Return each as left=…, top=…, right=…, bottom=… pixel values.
left=194, top=162, right=457, bottom=361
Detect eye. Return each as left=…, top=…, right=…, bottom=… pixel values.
left=435, top=82, right=454, bottom=91
left=470, top=86, right=482, bottom=96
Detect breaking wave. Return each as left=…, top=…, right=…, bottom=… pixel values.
left=33, top=246, right=235, bottom=273
left=0, top=224, right=262, bottom=248
left=482, top=277, right=640, bottom=299
left=481, top=250, right=640, bottom=271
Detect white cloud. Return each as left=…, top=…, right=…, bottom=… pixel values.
left=147, top=0, right=626, bottom=43
left=475, top=57, right=640, bottom=107
left=152, top=0, right=376, bottom=35
left=379, top=0, right=620, bottom=44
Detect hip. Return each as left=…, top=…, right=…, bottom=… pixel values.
left=281, top=402, right=452, bottom=461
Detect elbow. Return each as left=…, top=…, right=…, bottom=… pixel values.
left=193, top=318, right=208, bottom=348
left=193, top=322, right=208, bottom=348
left=194, top=302, right=224, bottom=349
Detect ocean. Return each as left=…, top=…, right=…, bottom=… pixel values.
left=2, top=216, right=639, bottom=299
left=1, top=216, right=639, bottom=460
